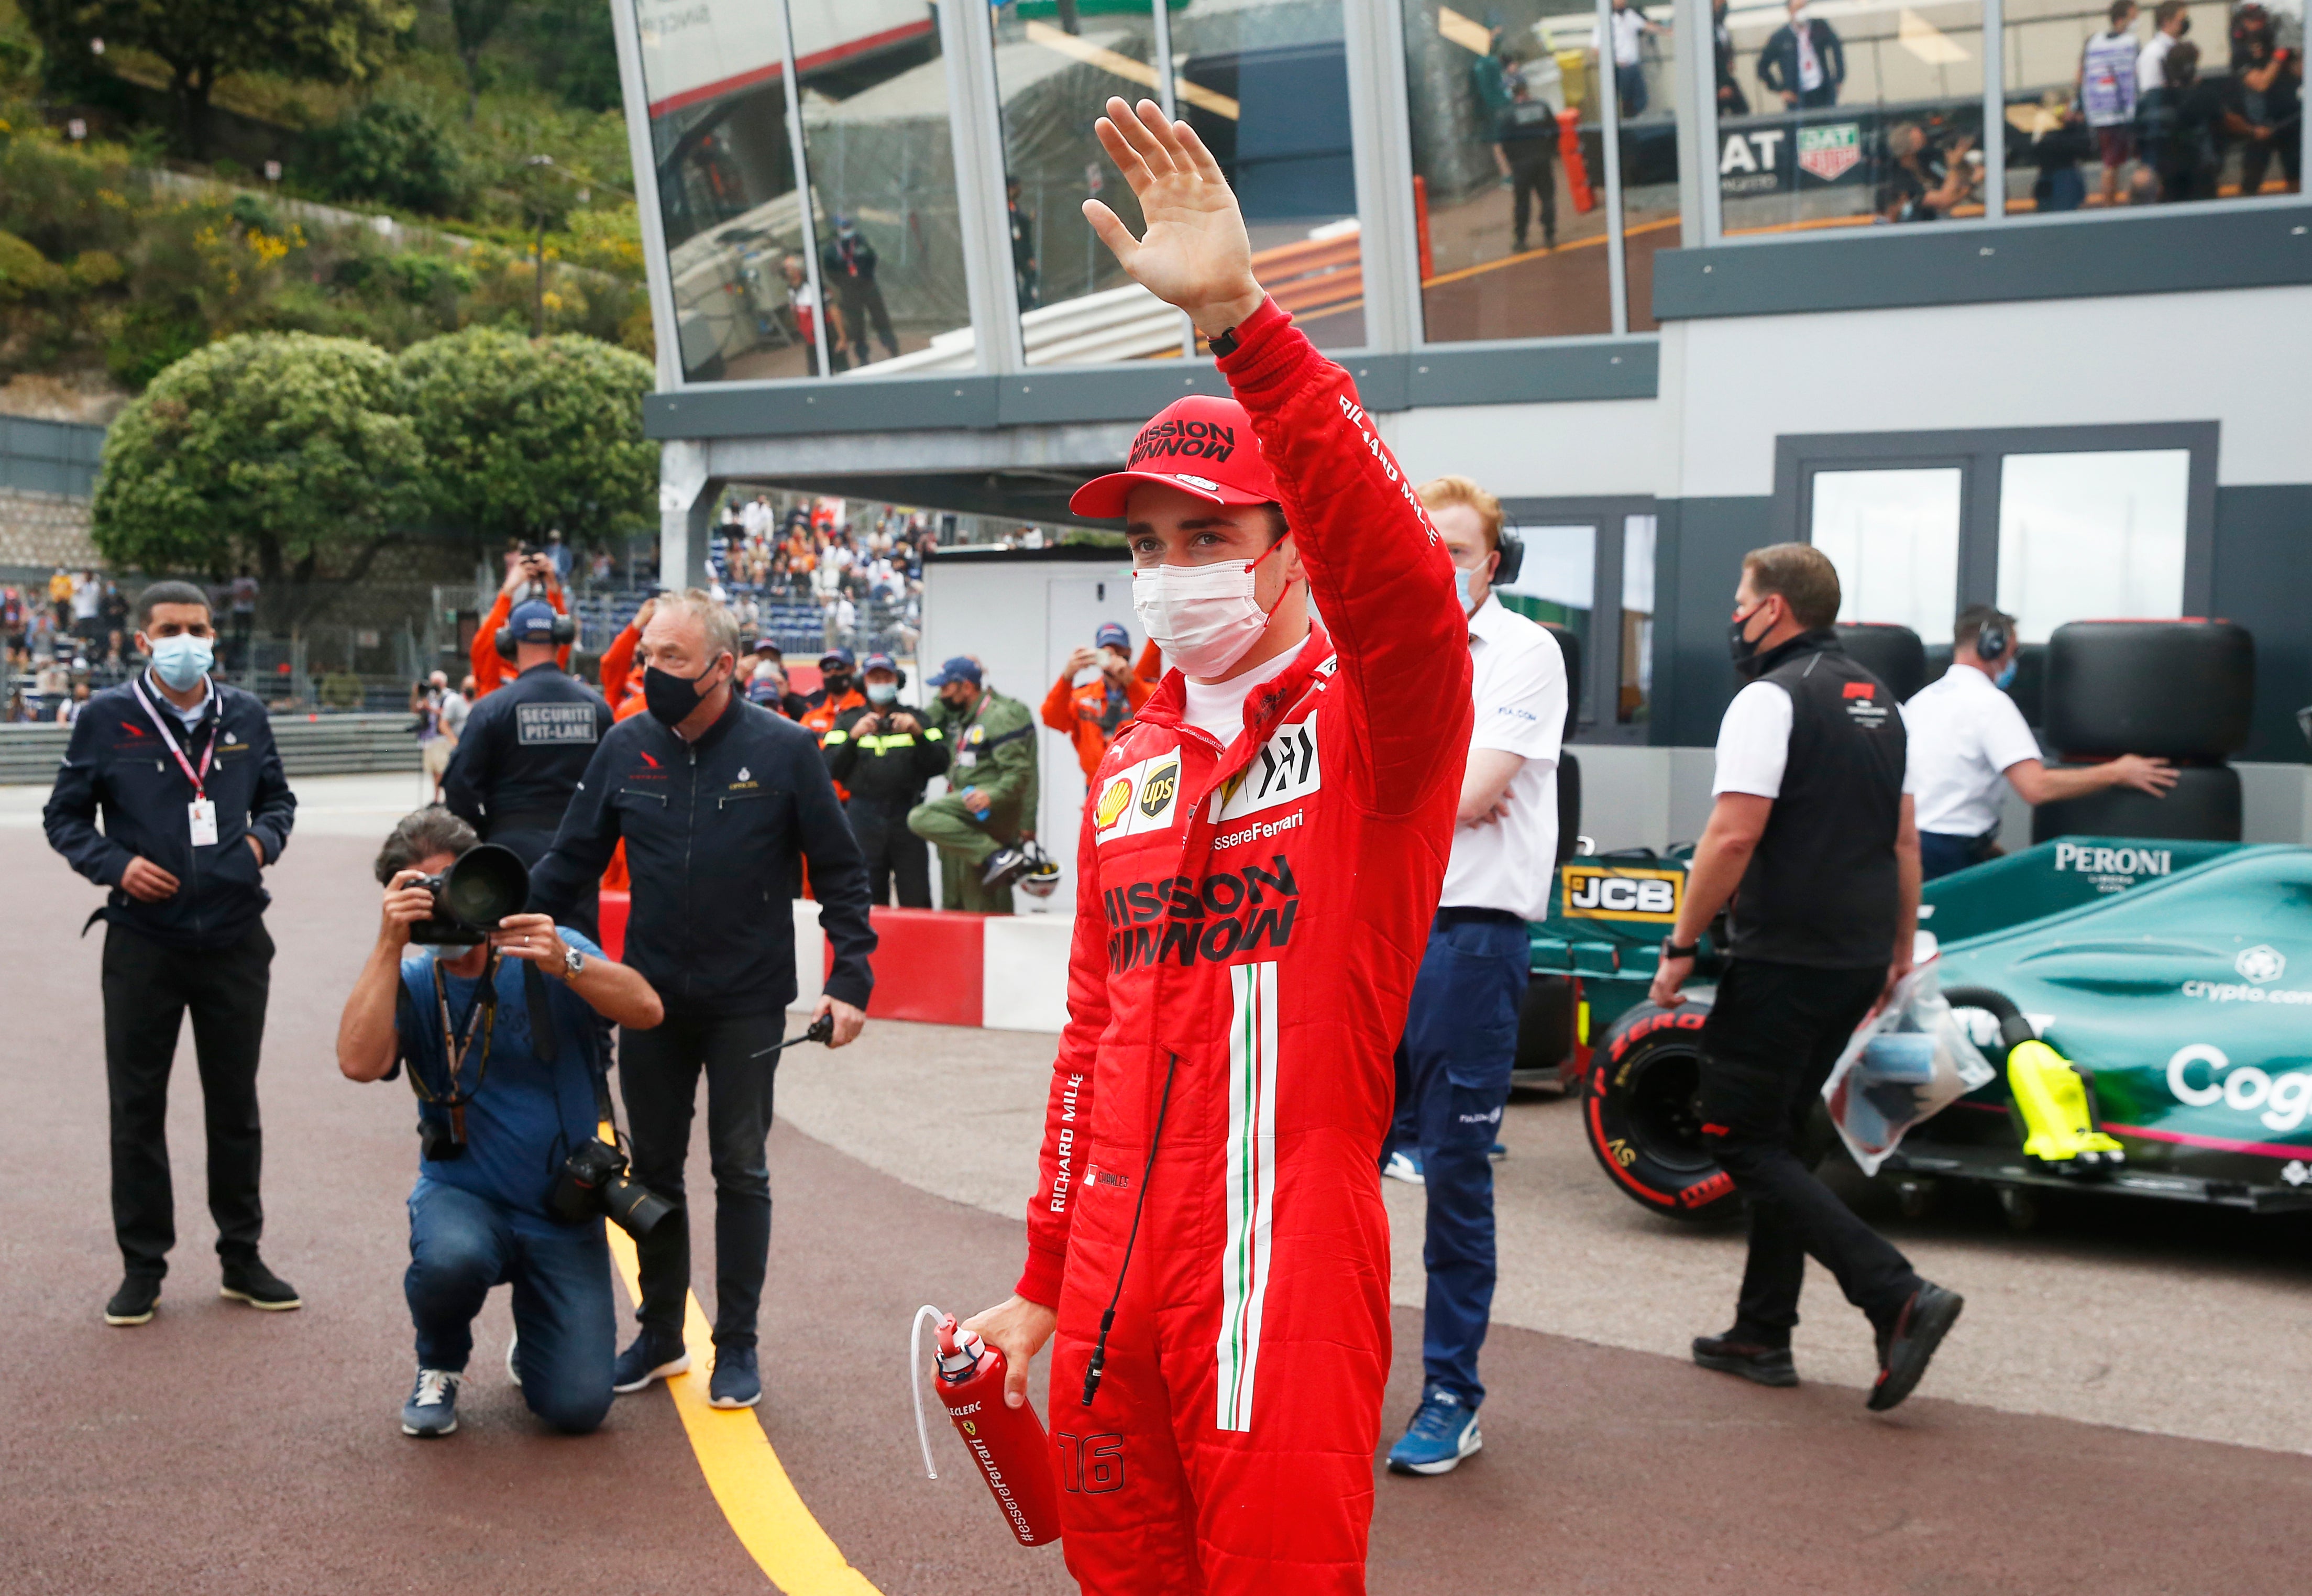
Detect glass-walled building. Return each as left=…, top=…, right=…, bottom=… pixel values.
left=613, top=0, right=2312, bottom=836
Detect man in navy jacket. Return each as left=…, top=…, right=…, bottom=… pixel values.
left=45, top=580, right=300, bottom=1327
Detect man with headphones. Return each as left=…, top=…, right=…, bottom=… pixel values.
left=1904, top=603, right=2176, bottom=879
left=443, top=599, right=614, bottom=928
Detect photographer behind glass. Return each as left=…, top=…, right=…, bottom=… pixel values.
left=336, top=808, right=664, bottom=1440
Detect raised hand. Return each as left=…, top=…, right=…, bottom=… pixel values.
left=1083, top=97, right=1263, bottom=338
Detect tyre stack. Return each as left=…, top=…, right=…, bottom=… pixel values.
left=2031, top=620, right=2255, bottom=844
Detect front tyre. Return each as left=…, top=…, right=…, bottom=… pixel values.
left=1583, top=1000, right=1741, bottom=1221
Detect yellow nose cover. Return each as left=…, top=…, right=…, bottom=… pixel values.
left=2007, top=1039, right=2127, bottom=1163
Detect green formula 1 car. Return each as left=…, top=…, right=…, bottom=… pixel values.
left=1533, top=838, right=2312, bottom=1223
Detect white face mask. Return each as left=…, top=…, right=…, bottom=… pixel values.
left=1132, top=549, right=1282, bottom=679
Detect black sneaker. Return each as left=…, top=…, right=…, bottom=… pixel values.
left=104, top=1275, right=162, bottom=1327
left=219, top=1258, right=302, bottom=1312
left=1691, top=1331, right=1798, bottom=1388
left=981, top=846, right=1029, bottom=889
left=611, top=1331, right=691, bottom=1394
left=1868, top=1282, right=1965, bottom=1412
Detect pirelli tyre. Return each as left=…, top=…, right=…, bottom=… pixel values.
left=1835, top=623, right=1926, bottom=702
left=2043, top=620, right=2254, bottom=759
left=2031, top=762, right=2243, bottom=843
left=1584, top=1000, right=1741, bottom=1221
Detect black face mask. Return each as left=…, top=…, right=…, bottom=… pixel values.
left=824, top=674, right=853, bottom=699
left=644, top=659, right=722, bottom=726
left=1727, top=603, right=1771, bottom=678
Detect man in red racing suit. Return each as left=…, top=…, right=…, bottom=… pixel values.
left=963, top=98, right=1470, bottom=1593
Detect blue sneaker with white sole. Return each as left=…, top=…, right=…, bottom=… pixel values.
left=1382, top=1149, right=1424, bottom=1185
left=611, top=1331, right=690, bottom=1394
left=401, top=1368, right=462, bottom=1437
left=709, top=1346, right=762, bottom=1409
left=1386, top=1386, right=1482, bottom=1475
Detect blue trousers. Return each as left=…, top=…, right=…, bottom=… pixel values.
left=405, top=1175, right=616, bottom=1435
left=1393, top=912, right=1529, bottom=1408
left=1919, top=829, right=1995, bottom=880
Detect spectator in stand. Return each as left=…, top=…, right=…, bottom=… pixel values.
left=821, top=216, right=901, bottom=368
left=413, top=671, right=456, bottom=801
left=1041, top=622, right=1153, bottom=797
left=470, top=548, right=571, bottom=699
left=72, top=569, right=102, bottom=642
left=2139, top=0, right=2192, bottom=87
left=3, top=584, right=23, bottom=663
left=1877, top=122, right=1978, bottom=221
left=58, top=679, right=93, bottom=724
left=909, top=658, right=1038, bottom=913
left=1715, top=0, right=1752, bottom=114
left=824, top=655, right=948, bottom=908
left=825, top=593, right=857, bottom=654
left=1597, top=0, right=1668, bottom=117
left=545, top=529, right=573, bottom=584
left=2079, top=0, right=2143, bottom=205
left=1494, top=66, right=1561, bottom=254
left=1759, top=0, right=1846, bottom=107
left=49, top=566, right=75, bottom=629
left=99, top=579, right=128, bottom=641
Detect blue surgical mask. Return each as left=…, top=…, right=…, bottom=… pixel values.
left=1453, top=566, right=1476, bottom=615
left=1994, top=657, right=2019, bottom=691
left=148, top=633, right=214, bottom=692
left=866, top=682, right=897, bottom=706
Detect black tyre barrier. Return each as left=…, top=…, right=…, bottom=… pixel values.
left=2031, top=762, right=2242, bottom=843
left=2043, top=620, right=2254, bottom=759
left=1583, top=1000, right=1741, bottom=1221
left=1836, top=623, right=1926, bottom=703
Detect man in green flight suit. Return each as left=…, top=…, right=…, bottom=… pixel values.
left=908, top=656, right=1038, bottom=914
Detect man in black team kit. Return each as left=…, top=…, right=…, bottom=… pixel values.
left=528, top=590, right=875, bottom=1411
left=443, top=599, right=613, bottom=933
left=821, top=653, right=948, bottom=908
left=1650, top=543, right=1963, bottom=1411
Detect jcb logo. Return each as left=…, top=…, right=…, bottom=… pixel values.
left=1562, top=866, right=1682, bottom=922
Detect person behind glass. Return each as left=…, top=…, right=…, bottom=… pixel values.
left=824, top=653, right=949, bottom=908
left=336, top=808, right=665, bottom=1439
left=1714, top=0, right=1752, bottom=114
left=442, top=600, right=614, bottom=937
left=1758, top=0, right=1845, bottom=108
left=821, top=215, right=902, bottom=367
left=2138, top=41, right=2222, bottom=199
left=1007, top=175, right=1040, bottom=311
left=1904, top=604, right=2175, bottom=880
left=2077, top=0, right=2143, bottom=207
left=1599, top=0, right=1668, bottom=118
left=1650, top=544, right=1963, bottom=1412
left=1382, top=476, right=1566, bottom=1478
left=780, top=254, right=847, bottom=376
left=526, top=590, right=875, bottom=1411
left=1041, top=620, right=1154, bottom=797
left=1492, top=65, right=1560, bottom=254
left=1877, top=122, right=1978, bottom=221
left=43, top=580, right=301, bottom=1328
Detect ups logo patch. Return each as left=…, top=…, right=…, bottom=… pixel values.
left=1138, top=762, right=1179, bottom=819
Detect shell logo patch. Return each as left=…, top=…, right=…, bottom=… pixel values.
left=1096, top=776, right=1135, bottom=830
left=1138, top=761, right=1179, bottom=818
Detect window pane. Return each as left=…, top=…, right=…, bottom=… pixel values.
left=1402, top=3, right=1612, bottom=341
left=1612, top=0, right=1681, bottom=331
left=1718, top=0, right=1988, bottom=237
left=990, top=5, right=1172, bottom=366
left=631, top=0, right=818, bottom=382
left=1810, top=467, right=1962, bottom=641
left=1999, top=1, right=2283, bottom=214
left=1997, top=450, right=2189, bottom=641
left=1621, top=514, right=1656, bottom=723
left=1497, top=521, right=1598, bottom=720
left=1177, top=1, right=1365, bottom=350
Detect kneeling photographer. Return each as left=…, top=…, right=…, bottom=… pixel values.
left=336, top=808, right=664, bottom=1440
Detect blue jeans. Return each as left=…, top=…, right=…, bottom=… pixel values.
left=1616, top=62, right=1649, bottom=117
left=1395, top=911, right=1529, bottom=1408
left=405, top=1176, right=616, bottom=1435
left=1919, top=829, right=1995, bottom=880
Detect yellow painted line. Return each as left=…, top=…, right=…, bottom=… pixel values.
left=605, top=1225, right=883, bottom=1595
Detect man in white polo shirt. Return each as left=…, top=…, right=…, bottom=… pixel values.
left=1905, top=603, right=2175, bottom=879
left=1384, top=475, right=1567, bottom=1477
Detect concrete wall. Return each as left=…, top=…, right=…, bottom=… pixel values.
left=0, top=488, right=100, bottom=574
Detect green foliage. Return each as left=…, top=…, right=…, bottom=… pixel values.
left=0, top=227, right=67, bottom=299
left=397, top=326, right=653, bottom=548
left=92, top=332, right=425, bottom=602
left=315, top=98, right=464, bottom=215
left=319, top=671, right=365, bottom=708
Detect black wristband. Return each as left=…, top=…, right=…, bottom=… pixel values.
left=1660, top=935, right=1699, bottom=961
left=1208, top=324, right=1243, bottom=357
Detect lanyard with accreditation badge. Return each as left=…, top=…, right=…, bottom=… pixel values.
left=129, top=675, right=222, bottom=846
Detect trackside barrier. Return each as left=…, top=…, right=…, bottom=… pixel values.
left=598, top=893, right=1072, bottom=1034
left=0, top=711, right=421, bottom=785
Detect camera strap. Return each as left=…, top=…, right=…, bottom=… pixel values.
left=424, top=950, right=501, bottom=1146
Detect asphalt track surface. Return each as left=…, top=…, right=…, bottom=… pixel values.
left=6, top=814, right=2311, bottom=1595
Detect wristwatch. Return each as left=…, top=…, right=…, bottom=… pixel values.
left=1208, top=323, right=1246, bottom=357
left=562, top=944, right=585, bottom=980
left=1660, top=935, right=1699, bottom=962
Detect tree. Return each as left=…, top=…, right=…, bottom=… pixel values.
left=19, top=0, right=414, bottom=160
left=398, top=327, right=654, bottom=552
left=92, top=333, right=426, bottom=624
left=445, top=0, right=516, bottom=123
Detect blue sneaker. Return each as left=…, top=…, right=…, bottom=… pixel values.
left=1382, top=1149, right=1424, bottom=1185
left=401, top=1368, right=461, bottom=1437
left=1490, top=1141, right=1507, bottom=1161
left=709, top=1345, right=762, bottom=1410
left=1386, top=1386, right=1481, bottom=1476
left=611, top=1331, right=690, bottom=1394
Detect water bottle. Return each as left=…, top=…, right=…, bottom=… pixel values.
left=915, top=1310, right=1062, bottom=1548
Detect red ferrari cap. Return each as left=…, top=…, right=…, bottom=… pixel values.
left=1069, top=395, right=1280, bottom=520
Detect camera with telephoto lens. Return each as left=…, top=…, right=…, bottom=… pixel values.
left=408, top=843, right=531, bottom=945
left=549, top=1136, right=676, bottom=1238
